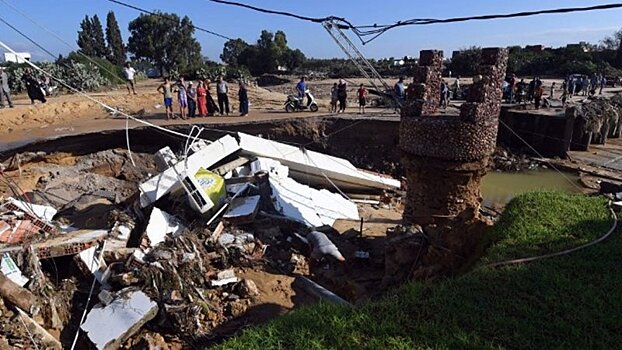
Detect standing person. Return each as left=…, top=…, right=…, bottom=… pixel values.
left=508, top=74, right=517, bottom=103
left=21, top=69, right=46, bottom=104
left=534, top=83, right=544, bottom=109
left=561, top=86, right=569, bottom=105
left=238, top=81, right=249, bottom=117
left=357, top=84, right=367, bottom=114
left=186, top=81, right=197, bottom=118
left=394, top=77, right=405, bottom=104
left=600, top=75, right=607, bottom=94
left=216, top=76, right=229, bottom=115
left=337, top=79, right=347, bottom=113
left=452, top=76, right=461, bottom=100
left=329, top=83, right=338, bottom=113
left=123, top=62, right=137, bottom=95
left=581, top=75, right=589, bottom=96
left=527, top=77, right=536, bottom=102
left=196, top=81, right=207, bottom=117
left=549, top=82, right=556, bottom=99
left=0, top=67, right=14, bottom=108
left=440, top=80, right=449, bottom=109
left=157, top=77, right=174, bottom=120
left=296, top=76, right=307, bottom=106
left=205, top=79, right=219, bottom=116
left=176, top=79, right=188, bottom=120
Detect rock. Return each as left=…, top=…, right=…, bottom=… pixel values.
left=236, top=279, right=260, bottom=298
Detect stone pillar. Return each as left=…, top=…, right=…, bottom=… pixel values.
left=400, top=48, right=508, bottom=224
left=384, top=48, right=508, bottom=283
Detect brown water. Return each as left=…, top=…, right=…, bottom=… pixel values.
left=481, top=170, right=582, bottom=207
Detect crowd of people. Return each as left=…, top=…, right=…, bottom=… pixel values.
left=504, top=73, right=612, bottom=109
left=157, top=75, right=249, bottom=120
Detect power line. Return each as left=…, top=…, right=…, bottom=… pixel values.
left=208, top=0, right=338, bottom=23
left=352, top=3, right=622, bottom=44
left=203, top=0, right=622, bottom=45
left=0, top=16, right=58, bottom=59
left=106, top=0, right=233, bottom=41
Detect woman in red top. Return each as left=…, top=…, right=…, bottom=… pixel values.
left=196, top=81, right=208, bottom=117
left=357, top=84, right=368, bottom=114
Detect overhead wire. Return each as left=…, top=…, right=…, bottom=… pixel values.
left=203, top=0, right=622, bottom=45
left=106, top=0, right=233, bottom=40
left=351, top=2, right=622, bottom=44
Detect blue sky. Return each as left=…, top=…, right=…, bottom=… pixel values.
left=1, top=0, right=621, bottom=62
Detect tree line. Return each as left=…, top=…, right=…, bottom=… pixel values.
left=448, top=29, right=622, bottom=78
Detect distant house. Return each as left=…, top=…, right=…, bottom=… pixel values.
left=525, top=45, right=544, bottom=52
left=3, top=52, right=31, bottom=63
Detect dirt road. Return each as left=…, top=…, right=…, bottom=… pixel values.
left=0, top=79, right=338, bottom=151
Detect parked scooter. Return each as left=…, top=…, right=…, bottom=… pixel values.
left=285, top=90, right=319, bottom=112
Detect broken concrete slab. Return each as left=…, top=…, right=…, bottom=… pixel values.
left=145, top=208, right=186, bottom=248
left=238, top=132, right=401, bottom=192
left=251, top=158, right=360, bottom=227
left=139, top=135, right=240, bottom=208
left=7, top=197, right=57, bottom=222
left=81, top=289, right=158, bottom=350
left=0, top=229, right=108, bottom=259
left=223, top=195, right=261, bottom=225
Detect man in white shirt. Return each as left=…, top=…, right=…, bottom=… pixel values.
left=216, top=76, right=230, bottom=115
left=123, top=62, right=137, bottom=95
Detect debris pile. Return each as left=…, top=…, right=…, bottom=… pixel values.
left=0, top=131, right=400, bottom=348
left=569, top=94, right=622, bottom=149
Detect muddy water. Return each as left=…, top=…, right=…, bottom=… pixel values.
left=481, top=169, right=582, bottom=207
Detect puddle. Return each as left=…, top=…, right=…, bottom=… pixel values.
left=481, top=169, right=582, bottom=207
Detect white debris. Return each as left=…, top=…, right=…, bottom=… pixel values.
left=78, top=246, right=108, bottom=285
left=145, top=208, right=186, bottom=248
left=238, top=132, right=400, bottom=192
left=139, top=135, right=240, bottom=207
left=251, top=158, right=360, bottom=227
left=8, top=197, right=57, bottom=222
left=0, top=253, right=29, bottom=287
left=153, top=146, right=178, bottom=172
left=211, top=269, right=238, bottom=287
left=81, top=289, right=158, bottom=350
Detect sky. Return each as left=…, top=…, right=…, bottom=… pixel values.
left=1, top=0, right=621, bottom=62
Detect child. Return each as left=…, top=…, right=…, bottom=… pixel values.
left=357, top=84, right=367, bottom=114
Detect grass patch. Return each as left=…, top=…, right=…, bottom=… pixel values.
left=216, top=192, right=620, bottom=350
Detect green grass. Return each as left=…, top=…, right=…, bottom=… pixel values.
left=216, top=192, right=621, bottom=350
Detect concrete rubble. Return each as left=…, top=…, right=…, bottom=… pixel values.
left=0, top=132, right=401, bottom=348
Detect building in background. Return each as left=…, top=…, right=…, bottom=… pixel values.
left=3, top=52, right=31, bottom=63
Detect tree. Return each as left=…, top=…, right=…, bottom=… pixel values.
left=105, top=11, right=126, bottom=65
left=221, top=38, right=249, bottom=67
left=448, top=47, right=481, bottom=76
left=77, top=16, right=96, bottom=57
left=283, top=48, right=306, bottom=71
left=127, top=12, right=203, bottom=75
left=91, top=15, right=108, bottom=58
